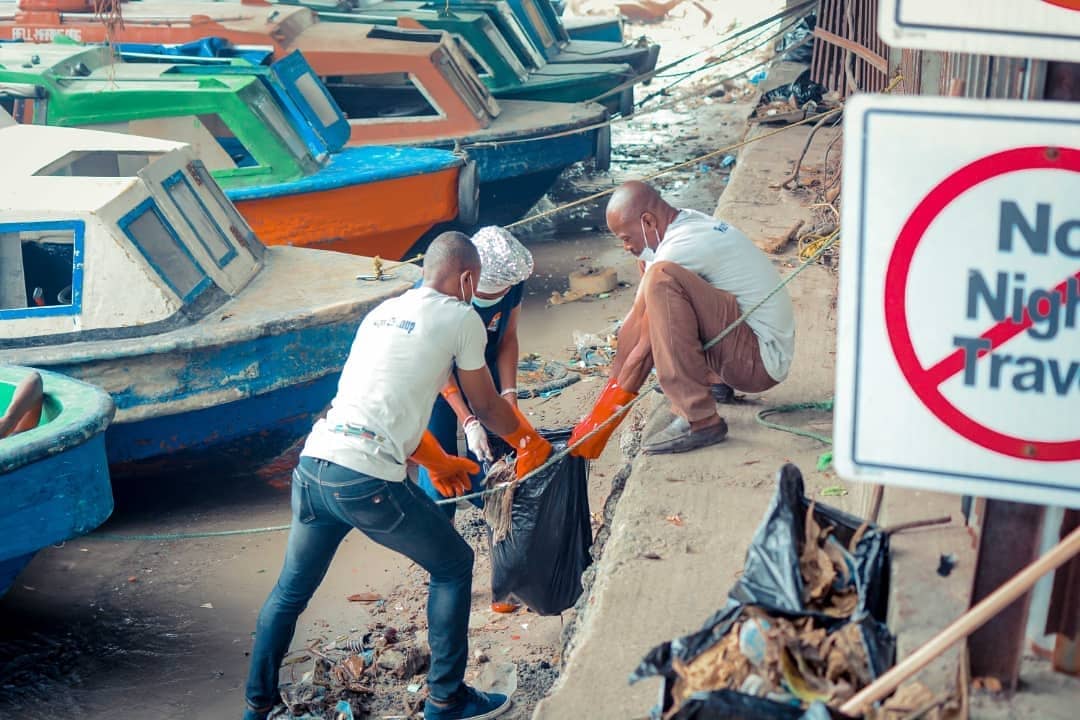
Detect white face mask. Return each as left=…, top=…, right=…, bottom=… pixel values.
left=638, top=216, right=662, bottom=262
left=472, top=294, right=502, bottom=308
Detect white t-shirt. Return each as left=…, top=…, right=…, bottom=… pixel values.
left=301, top=286, right=487, bottom=481
left=645, top=209, right=796, bottom=381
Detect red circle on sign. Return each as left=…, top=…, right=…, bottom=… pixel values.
left=883, top=146, right=1080, bottom=462
left=1042, top=0, right=1080, bottom=11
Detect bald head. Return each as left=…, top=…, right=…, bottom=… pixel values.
left=423, top=231, right=481, bottom=300
left=605, top=180, right=677, bottom=257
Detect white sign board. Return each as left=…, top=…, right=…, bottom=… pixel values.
left=835, top=94, right=1080, bottom=508
left=879, top=0, right=1080, bottom=63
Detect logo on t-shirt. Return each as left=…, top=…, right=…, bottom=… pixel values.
left=486, top=312, right=502, bottom=333
left=713, top=222, right=730, bottom=233
left=372, top=316, right=417, bottom=334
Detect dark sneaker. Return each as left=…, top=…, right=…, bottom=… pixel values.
left=425, top=685, right=511, bottom=720
left=642, top=416, right=728, bottom=455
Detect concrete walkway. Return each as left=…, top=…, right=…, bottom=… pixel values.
left=535, top=121, right=850, bottom=720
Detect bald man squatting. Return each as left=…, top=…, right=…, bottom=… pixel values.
left=568, top=181, right=796, bottom=457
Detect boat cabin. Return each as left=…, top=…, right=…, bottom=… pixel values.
left=1, top=0, right=508, bottom=145
left=0, top=124, right=263, bottom=346
left=0, top=42, right=353, bottom=190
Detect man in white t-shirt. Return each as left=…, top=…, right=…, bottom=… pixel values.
left=243, top=233, right=551, bottom=720
left=569, top=181, right=795, bottom=456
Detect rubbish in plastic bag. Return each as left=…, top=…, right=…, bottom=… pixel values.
left=487, top=431, right=592, bottom=616
left=630, top=464, right=893, bottom=719
left=777, top=14, right=816, bottom=64
left=761, top=69, right=827, bottom=108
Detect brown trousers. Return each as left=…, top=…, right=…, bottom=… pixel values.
left=614, top=262, right=778, bottom=423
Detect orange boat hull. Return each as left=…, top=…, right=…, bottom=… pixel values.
left=232, top=166, right=459, bottom=259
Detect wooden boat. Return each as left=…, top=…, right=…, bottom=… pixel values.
left=549, top=0, right=626, bottom=43
left=441, top=0, right=658, bottom=75
left=0, top=123, right=420, bottom=477
left=0, top=0, right=611, bottom=224
left=0, top=365, right=114, bottom=596
left=0, top=42, right=474, bottom=260
left=275, top=0, right=636, bottom=114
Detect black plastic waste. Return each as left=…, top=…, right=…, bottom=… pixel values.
left=777, top=13, right=816, bottom=64
left=630, top=464, right=893, bottom=719
left=761, top=69, right=827, bottom=107
left=488, top=431, right=592, bottom=616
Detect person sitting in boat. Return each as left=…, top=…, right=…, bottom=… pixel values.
left=569, top=180, right=795, bottom=457
left=0, top=371, right=43, bottom=439
left=243, top=232, right=551, bottom=720
left=414, top=226, right=533, bottom=613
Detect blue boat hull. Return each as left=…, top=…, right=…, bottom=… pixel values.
left=49, top=320, right=357, bottom=479
left=105, top=372, right=338, bottom=478
left=431, top=125, right=603, bottom=225
left=1, top=432, right=112, bottom=596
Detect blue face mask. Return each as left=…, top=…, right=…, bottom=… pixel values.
left=472, top=294, right=503, bottom=308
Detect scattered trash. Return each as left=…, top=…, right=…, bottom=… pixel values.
left=761, top=69, right=827, bottom=108
left=819, top=485, right=847, bottom=497
left=642, top=552, right=663, bottom=561
left=666, top=513, right=685, bottom=527
left=200, top=602, right=214, bottom=609
left=616, top=0, right=686, bottom=24
left=973, top=676, right=1004, bottom=694
left=515, top=357, right=580, bottom=398
left=128, top=576, right=138, bottom=583
left=749, top=70, right=768, bottom=85
left=406, top=682, right=423, bottom=693
left=334, top=700, right=354, bottom=720
left=570, top=329, right=618, bottom=374
left=347, top=592, right=383, bottom=603
left=720, top=154, right=736, bottom=168
left=936, top=553, right=957, bottom=578
left=777, top=14, right=816, bottom=64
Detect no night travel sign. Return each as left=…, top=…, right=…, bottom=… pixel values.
left=835, top=94, right=1080, bottom=508
left=879, top=0, right=1080, bottom=63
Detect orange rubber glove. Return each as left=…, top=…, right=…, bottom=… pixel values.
left=409, top=430, right=479, bottom=498
left=500, top=404, right=552, bottom=479
left=568, top=378, right=637, bottom=459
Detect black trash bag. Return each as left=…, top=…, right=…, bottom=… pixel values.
left=761, top=69, right=827, bottom=107
left=630, top=464, right=894, bottom=719
left=777, top=13, right=816, bottom=64
left=488, top=433, right=592, bottom=616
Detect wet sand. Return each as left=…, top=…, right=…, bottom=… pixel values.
left=0, top=2, right=782, bottom=716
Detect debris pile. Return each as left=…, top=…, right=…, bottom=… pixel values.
left=632, top=464, right=895, bottom=720
left=273, top=624, right=431, bottom=719
left=570, top=329, right=619, bottom=374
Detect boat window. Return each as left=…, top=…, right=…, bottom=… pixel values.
left=324, top=73, right=441, bottom=120
left=34, top=150, right=160, bottom=178
left=119, top=199, right=209, bottom=302
left=520, top=0, right=556, bottom=48
left=243, top=84, right=313, bottom=163
left=185, top=159, right=263, bottom=260
left=162, top=171, right=238, bottom=268
left=294, top=71, right=340, bottom=128
left=453, top=37, right=494, bottom=80
left=194, top=114, right=258, bottom=169
left=0, top=222, right=81, bottom=318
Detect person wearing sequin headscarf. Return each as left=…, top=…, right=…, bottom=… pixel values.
left=414, top=226, right=533, bottom=613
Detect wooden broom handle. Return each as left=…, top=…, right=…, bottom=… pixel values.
left=840, top=524, right=1080, bottom=716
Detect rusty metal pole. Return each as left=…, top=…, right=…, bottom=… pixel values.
left=968, top=501, right=1046, bottom=691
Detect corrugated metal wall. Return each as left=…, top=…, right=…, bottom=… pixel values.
left=810, top=0, right=888, bottom=96
left=808, top=1, right=1048, bottom=101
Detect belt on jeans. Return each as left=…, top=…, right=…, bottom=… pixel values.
left=329, top=423, right=386, bottom=443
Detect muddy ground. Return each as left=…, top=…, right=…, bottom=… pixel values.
left=0, top=2, right=787, bottom=718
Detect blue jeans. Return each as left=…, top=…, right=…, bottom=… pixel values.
left=244, top=457, right=474, bottom=716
